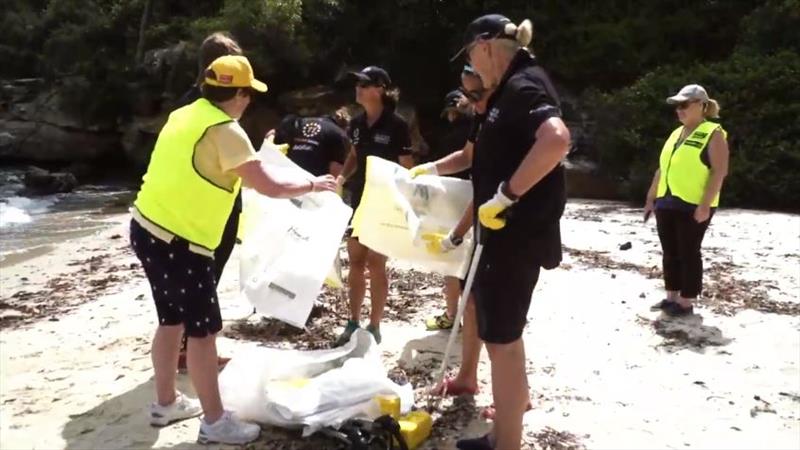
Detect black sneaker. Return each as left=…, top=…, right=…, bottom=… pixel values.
left=650, top=299, right=674, bottom=312
left=457, top=434, right=493, bottom=450
left=664, top=302, right=694, bottom=316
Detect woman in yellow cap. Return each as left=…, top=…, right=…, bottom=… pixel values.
left=644, top=84, right=729, bottom=316
left=130, top=55, right=336, bottom=445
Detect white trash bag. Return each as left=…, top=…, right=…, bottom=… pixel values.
left=219, top=330, right=414, bottom=436
left=238, top=146, right=352, bottom=328
left=352, top=156, right=474, bottom=278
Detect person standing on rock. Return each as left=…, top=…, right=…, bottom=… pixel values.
left=173, top=32, right=244, bottom=374
left=129, top=55, right=336, bottom=444
left=273, top=107, right=350, bottom=177
left=643, top=84, right=729, bottom=316
left=448, top=14, right=570, bottom=450
left=334, top=66, right=415, bottom=346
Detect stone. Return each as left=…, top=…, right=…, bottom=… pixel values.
left=20, top=166, right=78, bottom=196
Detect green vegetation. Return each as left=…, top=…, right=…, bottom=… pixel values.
left=2, top=0, right=798, bottom=209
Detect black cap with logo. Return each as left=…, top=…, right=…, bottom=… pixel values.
left=347, top=66, right=392, bottom=87
left=451, top=14, right=516, bottom=61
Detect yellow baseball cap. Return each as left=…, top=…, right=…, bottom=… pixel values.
left=204, top=55, right=268, bottom=93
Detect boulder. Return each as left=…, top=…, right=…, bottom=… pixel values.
left=564, top=158, right=620, bottom=200
left=0, top=119, right=119, bottom=163
left=121, top=114, right=168, bottom=168
left=278, top=85, right=345, bottom=116
left=20, top=166, right=78, bottom=196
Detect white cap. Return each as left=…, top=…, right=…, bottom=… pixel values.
left=666, top=84, right=709, bottom=104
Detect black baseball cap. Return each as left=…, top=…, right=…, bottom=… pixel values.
left=348, top=66, right=392, bottom=87
left=451, top=14, right=516, bottom=62
left=444, top=90, right=465, bottom=108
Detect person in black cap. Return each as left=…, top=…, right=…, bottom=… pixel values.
left=449, top=14, right=570, bottom=450
left=273, top=107, right=350, bottom=177
left=334, top=66, right=414, bottom=346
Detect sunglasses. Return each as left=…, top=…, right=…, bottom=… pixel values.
left=356, top=81, right=381, bottom=88
left=463, top=88, right=486, bottom=103
left=675, top=100, right=699, bottom=110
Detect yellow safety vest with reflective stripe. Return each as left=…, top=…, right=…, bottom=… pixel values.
left=656, top=121, right=725, bottom=207
left=134, top=98, right=241, bottom=252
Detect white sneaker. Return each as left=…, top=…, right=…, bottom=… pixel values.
left=197, top=411, right=261, bottom=445
left=149, top=391, right=202, bottom=426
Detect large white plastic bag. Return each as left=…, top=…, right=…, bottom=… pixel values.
left=352, top=156, right=474, bottom=278
left=219, top=330, right=413, bottom=436
left=238, top=147, right=352, bottom=328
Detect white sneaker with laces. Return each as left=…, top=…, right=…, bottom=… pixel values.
left=149, top=391, right=202, bottom=426
left=197, top=410, right=261, bottom=445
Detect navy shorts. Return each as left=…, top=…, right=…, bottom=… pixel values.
left=469, top=236, right=541, bottom=344
left=129, top=219, right=223, bottom=338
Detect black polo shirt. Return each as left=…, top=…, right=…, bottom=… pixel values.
left=274, top=115, right=348, bottom=176
left=347, top=108, right=412, bottom=188
left=472, top=49, right=566, bottom=268
left=430, top=116, right=472, bottom=180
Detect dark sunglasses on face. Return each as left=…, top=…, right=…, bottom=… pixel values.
left=464, top=88, right=485, bottom=103
left=675, top=100, right=699, bottom=110
left=357, top=81, right=381, bottom=88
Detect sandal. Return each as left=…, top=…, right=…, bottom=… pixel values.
left=480, top=401, right=533, bottom=420
left=432, top=377, right=479, bottom=397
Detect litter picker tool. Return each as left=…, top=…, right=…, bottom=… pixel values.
left=427, top=225, right=487, bottom=411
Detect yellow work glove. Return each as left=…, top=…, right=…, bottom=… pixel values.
left=408, top=163, right=438, bottom=178
left=478, top=183, right=517, bottom=230
left=421, top=231, right=461, bottom=255
left=264, top=134, right=289, bottom=155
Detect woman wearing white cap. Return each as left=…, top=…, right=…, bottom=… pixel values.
left=643, top=84, right=730, bottom=316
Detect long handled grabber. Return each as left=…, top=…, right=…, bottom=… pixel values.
left=427, top=225, right=487, bottom=411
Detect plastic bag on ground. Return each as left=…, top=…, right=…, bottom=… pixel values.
left=238, top=146, right=352, bottom=328
left=352, top=156, right=474, bottom=278
left=219, top=330, right=413, bottom=436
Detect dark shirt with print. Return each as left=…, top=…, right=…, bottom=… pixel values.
left=347, top=108, right=413, bottom=193
left=472, top=49, right=566, bottom=269
left=273, top=115, right=348, bottom=176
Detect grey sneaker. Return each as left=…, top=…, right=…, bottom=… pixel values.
left=149, top=391, right=202, bottom=427
left=197, top=410, right=261, bottom=445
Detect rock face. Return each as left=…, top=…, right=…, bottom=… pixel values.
left=0, top=78, right=120, bottom=164
left=564, top=158, right=620, bottom=200
left=0, top=119, right=119, bottom=163
left=20, top=166, right=78, bottom=196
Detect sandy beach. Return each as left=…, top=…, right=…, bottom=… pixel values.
left=1, top=200, right=798, bottom=450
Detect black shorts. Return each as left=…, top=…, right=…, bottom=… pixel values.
left=469, top=236, right=541, bottom=344
left=129, top=219, right=223, bottom=338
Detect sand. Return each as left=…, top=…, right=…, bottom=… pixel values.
left=1, top=201, right=798, bottom=449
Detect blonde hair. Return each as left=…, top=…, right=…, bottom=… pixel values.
left=704, top=99, right=720, bottom=119
left=496, top=19, right=534, bottom=53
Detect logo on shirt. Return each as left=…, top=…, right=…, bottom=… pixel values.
left=302, top=121, right=322, bottom=138
left=487, top=107, right=500, bottom=123
left=352, top=128, right=360, bottom=145
left=374, top=133, right=391, bottom=145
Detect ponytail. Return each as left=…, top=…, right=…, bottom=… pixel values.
left=704, top=99, right=720, bottom=119
left=496, top=18, right=535, bottom=54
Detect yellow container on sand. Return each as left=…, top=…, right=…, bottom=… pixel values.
left=374, top=394, right=401, bottom=419
left=398, top=411, right=433, bottom=450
